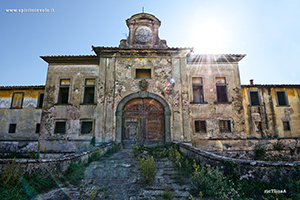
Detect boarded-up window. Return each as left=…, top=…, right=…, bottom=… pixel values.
left=37, top=93, right=44, bottom=108
left=276, top=91, right=288, bottom=106
left=195, top=120, right=206, bottom=133
left=192, top=77, right=204, bottom=103
left=9, top=124, right=16, bottom=133
left=36, top=123, right=40, bottom=133
left=54, top=122, right=66, bottom=134
left=11, top=93, right=24, bottom=108
left=83, top=79, right=95, bottom=104
left=216, top=77, right=228, bottom=103
left=136, top=69, right=151, bottom=79
left=283, top=121, right=291, bottom=131
left=81, top=121, right=93, bottom=134
left=58, top=79, right=70, bottom=104
left=220, top=120, right=231, bottom=133
left=249, top=91, right=260, bottom=106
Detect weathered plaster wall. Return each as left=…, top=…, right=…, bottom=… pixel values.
left=40, top=64, right=99, bottom=152
left=242, top=86, right=300, bottom=138
left=188, top=62, right=246, bottom=141
left=0, top=89, right=43, bottom=141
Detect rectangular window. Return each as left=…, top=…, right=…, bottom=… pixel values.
left=35, top=123, right=40, bottom=133
left=249, top=91, right=260, bottom=106
left=9, top=124, right=16, bottom=133
left=37, top=93, right=44, bottom=108
left=11, top=92, right=24, bottom=108
left=216, top=77, right=228, bottom=103
left=192, top=77, right=204, bottom=103
left=254, top=121, right=261, bottom=131
left=83, top=79, right=95, bottom=104
left=136, top=69, right=151, bottom=79
left=276, top=91, right=289, bottom=106
left=195, top=120, right=206, bottom=133
left=54, top=122, right=66, bottom=134
left=81, top=121, right=93, bottom=134
left=220, top=120, right=231, bottom=133
left=58, top=79, right=70, bottom=104
left=283, top=121, right=291, bottom=131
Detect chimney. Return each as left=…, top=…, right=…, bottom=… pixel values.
left=250, top=79, right=254, bottom=85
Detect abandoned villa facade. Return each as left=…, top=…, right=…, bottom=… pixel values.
left=0, top=13, right=299, bottom=153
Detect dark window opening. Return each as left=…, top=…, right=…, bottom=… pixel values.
left=216, top=85, right=228, bottom=102
left=83, top=79, right=95, bottom=104
left=37, top=93, right=44, bottom=108
left=58, top=79, right=70, bottom=104
left=192, top=77, right=204, bottom=103
left=276, top=91, right=288, bottom=106
left=220, top=120, right=231, bottom=133
left=195, top=121, right=206, bottom=133
left=193, top=86, right=204, bottom=103
left=9, top=124, right=16, bottom=133
left=36, top=123, right=40, bottom=133
left=11, top=93, right=24, bottom=108
left=136, top=69, right=151, bottom=79
left=250, top=91, right=260, bottom=106
left=54, top=122, right=66, bottom=134
left=283, top=121, right=291, bottom=131
left=81, top=122, right=93, bottom=134
left=58, top=87, right=69, bottom=104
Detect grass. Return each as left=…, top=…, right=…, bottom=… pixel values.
left=132, top=143, right=300, bottom=200
left=0, top=143, right=120, bottom=200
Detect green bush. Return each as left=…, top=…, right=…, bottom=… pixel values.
left=254, top=145, right=266, bottom=160
left=138, top=155, right=157, bottom=185
left=190, top=164, right=224, bottom=197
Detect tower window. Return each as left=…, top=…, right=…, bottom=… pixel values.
left=216, top=77, right=228, bottom=103
left=83, top=79, right=95, bottom=104
left=192, top=77, right=204, bottom=103
left=58, top=79, right=70, bottom=104
left=136, top=69, right=151, bottom=79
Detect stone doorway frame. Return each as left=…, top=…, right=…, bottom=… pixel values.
left=115, top=91, right=171, bottom=143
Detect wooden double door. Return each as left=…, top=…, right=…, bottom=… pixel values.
left=122, top=98, right=164, bottom=146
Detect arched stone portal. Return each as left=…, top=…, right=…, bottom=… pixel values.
left=115, top=91, right=171, bottom=146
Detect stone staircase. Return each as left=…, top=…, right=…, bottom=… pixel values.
left=83, top=149, right=191, bottom=200
left=36, top=149, right=191, bottom=200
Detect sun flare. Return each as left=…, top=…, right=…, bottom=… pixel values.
left=188, top=19, right=229, bottom=54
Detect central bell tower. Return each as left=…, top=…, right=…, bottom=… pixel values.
left=119, top=13, right=168, bottom=49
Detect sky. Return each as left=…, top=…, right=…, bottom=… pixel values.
left=0, top=0, right=299, bottom=86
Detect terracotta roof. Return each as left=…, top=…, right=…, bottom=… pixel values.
left=40, top=55, right=98, bottom=64
left=242, top=84, right=300, bottom=88
left=0, top=85, right=45, bottom=90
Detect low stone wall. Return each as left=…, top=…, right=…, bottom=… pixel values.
left=0, top=143, right=113, bottom=176
left=192, top=138, right=300, bottom=160
left=176, top=142, right=300, bottom=183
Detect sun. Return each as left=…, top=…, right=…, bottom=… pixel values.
left=187, top=19, right=229, bottom=54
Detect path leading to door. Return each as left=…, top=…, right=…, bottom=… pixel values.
left=37, top=149, right=191, bottom=200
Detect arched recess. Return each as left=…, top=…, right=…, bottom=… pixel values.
left=115, top=91, right=171, bottom=144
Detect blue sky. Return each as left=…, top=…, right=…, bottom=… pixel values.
left=1, top=0, right=299, bottom=86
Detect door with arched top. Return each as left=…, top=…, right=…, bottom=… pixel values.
left=122, top=98, right=164, bottom=146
